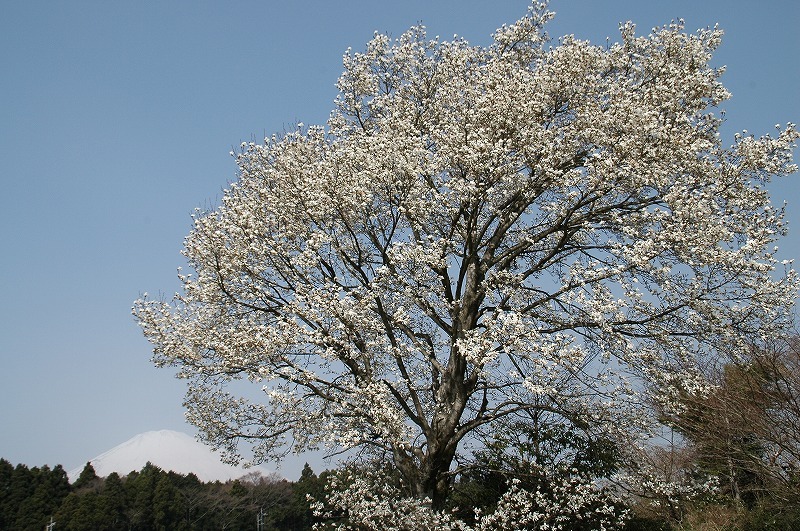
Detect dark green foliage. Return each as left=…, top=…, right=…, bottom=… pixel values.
left=99, top=473, right=128, bottom=529
left=0, top=462, right=71, bottom=531
left=0, top=458, right=13, bottom=530
left=72, top=462, right=100, bottom=491
left=127, top=462, right=161, bottom=529
left=153, top=474, right=183, bottom=530
left=3, top=457, right=324, bottom=530
left=2, top=463, right=34, bottom=527
left=283, top=463, right=325, bottom=530
left=739, top=498, right=800, bottom=531
left=57, top=490, right=108, bottom=531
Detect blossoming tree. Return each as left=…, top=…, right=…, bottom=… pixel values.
left=134, top=3, right=797, bottom=524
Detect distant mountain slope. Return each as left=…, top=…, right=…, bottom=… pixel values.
left=67, top=430, right=272, bottom=483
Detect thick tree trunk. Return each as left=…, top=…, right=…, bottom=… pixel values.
left=395, top=436, right=459, bottom=510
left=392, top=366, right=467, bottom=509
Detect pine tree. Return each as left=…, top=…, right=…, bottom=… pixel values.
left=286, top=464, right=324, bottom=530
left=72, top=462, right=100, bottom=490
left=153, top=474, right=183, bottom=530
left=126, top=462, right=160, bottom=530
left=98, top=472, right=127, bottom=530
left=0, top=458, right=15, bottom=529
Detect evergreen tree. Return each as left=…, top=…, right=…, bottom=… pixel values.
left=152, top=473, right=183, bottom=530
left=49, top=465, right=71, bottom=501
left=7, top=464, right=36, bottom=529
left=29, top=465, right=70, bottom=528
left=171, top=472, right=205, bottom=528
left=126, top=462, right=160, bottom=530
left=98, top=472, right=127, bottom=530
left=56, top=489, right=103, bottom=531
left=3, top=459, right=328, bottom=531
left=72, top=462, right=100, bottom=491
left=0, top=462, right=68, bottom=531
left=286, top=464, right=325, bottom=530
left=0, top=458, right=15, bottom=529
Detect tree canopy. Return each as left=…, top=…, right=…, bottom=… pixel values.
left=134, top=2, right=798, bottom=526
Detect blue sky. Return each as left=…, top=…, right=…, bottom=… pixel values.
left=1, top=1, right=798, bottom=480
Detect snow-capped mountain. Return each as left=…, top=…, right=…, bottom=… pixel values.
left=67, top=430, right=273, bottom=483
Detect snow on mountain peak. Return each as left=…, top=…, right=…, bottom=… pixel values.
left=67, top=430, right=273, bottom=483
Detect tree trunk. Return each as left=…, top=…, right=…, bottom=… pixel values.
left=395, top=437, right=459, bottom=510
left=392, top=376, right=466, bottom=510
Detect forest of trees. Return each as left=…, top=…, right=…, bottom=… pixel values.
left=0, top=459, right=328, bottom=531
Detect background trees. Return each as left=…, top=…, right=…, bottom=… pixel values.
left=2, top=438, right=798, bottom=530
left=0, top=461, right=70, bottom=531
left=0, top=460, right=321, bottom=531
left=658, top=337, right=800, bottom=528
left=133, top=1, right=798, bottom=526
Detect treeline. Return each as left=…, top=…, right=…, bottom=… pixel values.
left=2, top=435, right=799, bottom=531
left=0, top=459, right=326, bottom=531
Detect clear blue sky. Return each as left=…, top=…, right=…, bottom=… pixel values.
left=1, top=1, right=798, bottom=480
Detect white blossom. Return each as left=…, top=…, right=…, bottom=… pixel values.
left=134, top=1, right=798, bottom=526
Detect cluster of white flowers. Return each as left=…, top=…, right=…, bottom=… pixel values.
left=134, top=0, right=797, bottom=525
left=315, top=467, right=624, bottom=531
left=313, top=468, right=466, bottom=531
left=479, top=477, right=624, bottom=531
